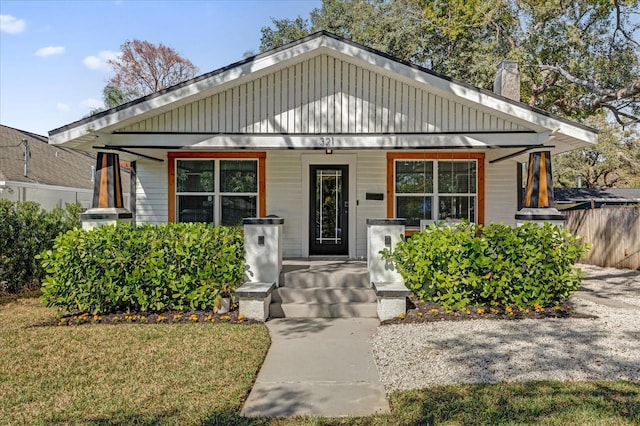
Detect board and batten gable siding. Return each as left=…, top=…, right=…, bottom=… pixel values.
left=135, top=159, right=168, bottom=224
left=116, top=54, right=529, bottom=136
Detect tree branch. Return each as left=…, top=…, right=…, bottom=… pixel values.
left=539, top=64, right=610, bottom=95
left=539, top=63, right=640, bottom=124
left=529, top=70, right=559, bottom=106
left=614, top=0, right=640, bottom=49
left=599, top=103, right=640, bottom=126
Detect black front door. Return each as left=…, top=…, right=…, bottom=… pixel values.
left=309, top=165, right=349, bottom=255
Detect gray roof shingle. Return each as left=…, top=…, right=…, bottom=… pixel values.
left=1, top=124, right=129, bottom=190
left=554, top=188, right=640, bottom=203
left=1, top=124, right=95, bottom=189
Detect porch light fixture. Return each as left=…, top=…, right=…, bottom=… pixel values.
left=325, top=148, right=333, bottom=155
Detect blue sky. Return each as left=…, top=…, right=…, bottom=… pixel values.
left=0, top=0, right=321, bottom=136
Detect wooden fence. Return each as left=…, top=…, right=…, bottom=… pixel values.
left=564, top=206, right=640, bottom=270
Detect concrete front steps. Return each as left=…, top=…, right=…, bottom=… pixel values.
left=270, top=260, right=377, bottom=318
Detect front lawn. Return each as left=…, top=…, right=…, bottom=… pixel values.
left=2, top=298, right=638, bottom=425
left=385, top=381, right=640, bottom=426
left=0, top=298, right=270, bottom=425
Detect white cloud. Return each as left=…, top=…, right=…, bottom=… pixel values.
left=56, top=103, right=70, bottom=112
left=82, top=50, right=119, bottom=71
left=35, top=46, right=65, bottom=57
left=0, top=14, right=26, bottom=34
left=81, top=98, right=103, bottom=109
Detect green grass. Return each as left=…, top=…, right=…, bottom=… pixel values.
left=0, top=298, right=270, bottom=425
left=214, top=381, right=640, bottom=426
left=385, top=381, right=640, bottom=426
left=1, top=298, right=639, bottom=425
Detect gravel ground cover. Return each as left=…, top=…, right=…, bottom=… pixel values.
left=372, top=264, right=640, bottom=392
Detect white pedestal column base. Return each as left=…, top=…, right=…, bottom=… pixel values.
left=243, top=218, right=284, bottom=286
left=377, top=296, right=407, bottom=321
left=367, top=219, right=406, bottom=283
left=80, top=207, right=132, bottom=230
left=240, top=295, right=272, bottom=322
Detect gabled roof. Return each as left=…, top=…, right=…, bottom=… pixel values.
left=49, top=31, right=597, bottom=153
left=0, top=124, right=95, bottom=189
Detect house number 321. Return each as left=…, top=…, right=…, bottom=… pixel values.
left=319, top=137, right=334, bottom=147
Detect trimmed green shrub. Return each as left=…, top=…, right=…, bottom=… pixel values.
left=39, top=223, right=244, bottom=314
left=0, top=200, right=81, bottom=293
left=382, top=221, right=589, bottom=309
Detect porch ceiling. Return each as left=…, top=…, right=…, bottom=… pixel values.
left=104, top=132, right=547, bottom=150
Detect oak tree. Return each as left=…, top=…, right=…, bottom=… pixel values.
left=554, top=115, right=640, bottom=188
left=260, top=0, right=640, bottom=126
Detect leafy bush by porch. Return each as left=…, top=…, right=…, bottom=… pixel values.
left=0, top=200, right=81, bottom=293
left=40, top=223, right=244, bottom=314
left=383, top=221, right=589, bottom=309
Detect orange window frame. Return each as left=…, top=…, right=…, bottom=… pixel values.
left=168, top=151, right=266, bottom=223
left=387, top=152, right=485, bottom=233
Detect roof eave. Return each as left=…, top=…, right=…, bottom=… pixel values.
left=49, top=31, right=598, bottom=148
left=317, top=35, right=597, bottom=146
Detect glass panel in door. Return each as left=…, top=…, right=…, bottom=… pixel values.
left=309, top=165, right=348, bottom=255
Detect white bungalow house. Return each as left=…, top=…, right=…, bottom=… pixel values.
left=49, top=31, right=597, bottom=259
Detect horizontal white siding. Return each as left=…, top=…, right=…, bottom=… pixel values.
left=265, top=151, right=304, bottom=257
left=136, top=159, right=168, bottom=225
left=118, top=54, right=528, bottom=135
left=484, top=156, right=518, bottom=226
left=266, top=150, right=388, bottom=258
left=355, top=151, right=387, bottom=257
left=133, top=149, right=518, bottom=255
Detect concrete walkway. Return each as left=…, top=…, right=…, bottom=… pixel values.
left=573, top=263, right=640, bottom=311
left=241, top=318, right=390, bottom=418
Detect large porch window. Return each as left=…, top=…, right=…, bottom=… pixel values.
left=387, top=153, right=485, bottom=230
left=168, top=152, right=266, bottom=224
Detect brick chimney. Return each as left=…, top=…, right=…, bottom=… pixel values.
left=493, top=60, right=520, bottom=101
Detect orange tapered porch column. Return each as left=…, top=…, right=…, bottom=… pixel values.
left=80, top=152, right=132, bottom=229
left=515, top=151, right=564, bottom=225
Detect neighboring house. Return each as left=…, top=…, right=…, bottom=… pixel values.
left=48, top=32, right=597, bottom=258
left=555, top=188, right=640, bottom=210
left=1, top=124, right=94, bottom=209
left=0, top=124, right=129, bottom=210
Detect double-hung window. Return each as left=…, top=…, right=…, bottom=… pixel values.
left=437, top=161, right=476, bottom=223
left=394, top=159, right=478, bottom=229
left=175, top=158, right=258, bottom=225
left=395, top=160, right=435, bottom=226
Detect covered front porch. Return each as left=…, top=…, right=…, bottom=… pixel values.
left=48, top=33, right=596, bottom=254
